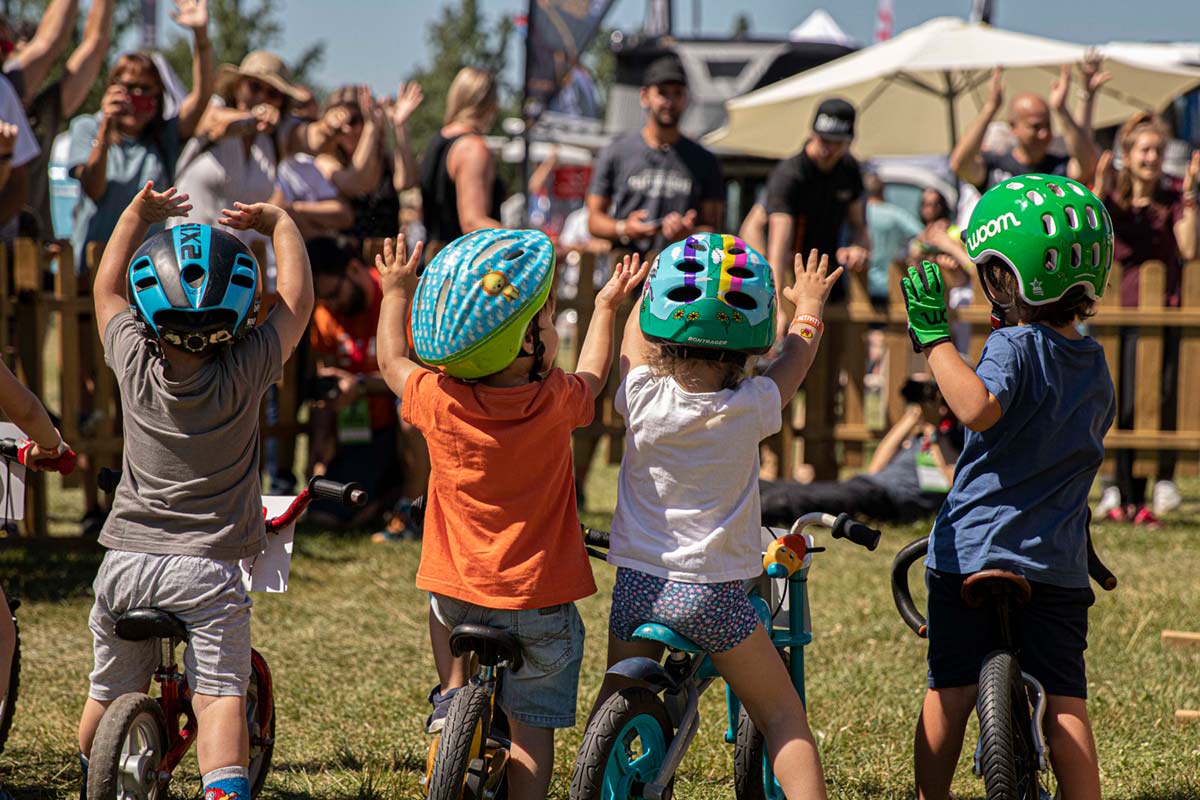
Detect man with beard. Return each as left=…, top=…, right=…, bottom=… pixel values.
left=306, top=236, right=406, bottom=531
left=586, top=54, right=724, bottom=258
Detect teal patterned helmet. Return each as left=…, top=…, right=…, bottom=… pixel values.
left=411, top=228, right=555, bottom=379
left=640, top=233, right=775, bottom=354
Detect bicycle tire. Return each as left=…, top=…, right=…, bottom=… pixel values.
left=427, top=683, right=493, bottom=800
left=0, top=609, right=19, bottom=755
left=569, top=687, right=674, bottom=800
left=734, top=704, right=789, bottom=800
left=87, top=693, right=169, bottom=800
left=977, top=650, right=1040, bottom=800
left=247, top=657, right=276, bottom=797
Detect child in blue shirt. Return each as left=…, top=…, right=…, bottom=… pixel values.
left=901, top=174, right=1116, bottom=800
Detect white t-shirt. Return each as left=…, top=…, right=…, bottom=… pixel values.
left=609, top=365, right=782, bottom=583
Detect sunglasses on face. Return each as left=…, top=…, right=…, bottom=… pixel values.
left=117, top=81, right=159, bottom=97
left=245, top=79, right=284, bottom=103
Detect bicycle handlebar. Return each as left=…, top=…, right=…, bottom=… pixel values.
left=830, top=512, right=882, bottom=551
left=0, top=437, right=78, bottom=475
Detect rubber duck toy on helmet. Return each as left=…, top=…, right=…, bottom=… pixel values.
left=411, top=227, right=556, bottom=380
left=128, top=223, right=262, bottom=355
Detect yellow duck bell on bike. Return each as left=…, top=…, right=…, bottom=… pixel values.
left=763, top=534, right=808, bottom=579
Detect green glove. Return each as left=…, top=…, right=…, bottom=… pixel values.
left=901, top=260, right=950, bottom=352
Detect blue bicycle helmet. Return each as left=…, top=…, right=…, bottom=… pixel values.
left=411, top=228, right=555, bottom=379
left=128, top=223, right=261, bottom=354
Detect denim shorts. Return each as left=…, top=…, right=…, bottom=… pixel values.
left=429, top=593, right=585, bottom=729
left=609, top=567, right=760, bottom=654
left=925, top=568, right=1094, bottom=698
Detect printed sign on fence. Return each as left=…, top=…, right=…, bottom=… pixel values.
left=240, top=496, right=298, bottom=593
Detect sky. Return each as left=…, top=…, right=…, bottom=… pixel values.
left=251, top=0, right=1200, bottom=97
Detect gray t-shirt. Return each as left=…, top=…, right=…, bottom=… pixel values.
left=588, top=131, right=723, bottom=254
left=100, top=312, right=283, bottom=560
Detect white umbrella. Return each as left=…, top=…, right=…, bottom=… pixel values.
left=705, top=17, right=1200, bottom=159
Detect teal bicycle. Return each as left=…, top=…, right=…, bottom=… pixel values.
left=570, top=512, right=880, bottom=800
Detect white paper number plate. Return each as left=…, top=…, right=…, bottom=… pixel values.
left=0, top=422, right=28, bottom=522
left=240, top=496, right=299, bottom=593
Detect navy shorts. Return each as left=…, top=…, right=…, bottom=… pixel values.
left=925, top=568, right=1094, bottom=698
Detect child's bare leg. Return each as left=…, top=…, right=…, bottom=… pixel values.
left=192, top=693, right=249, bottom=772
left=1045, top=695, right=1100, bottom=800
left=507, top=719, right=555, bottom=800
left=711, top=625, right=827, bottom=800
left=78, top=697, right=112, bottom=756
left=429, top=606, right=470, bottom=689
left=587, top=632, right=663, bottom=724
left=915, top=685, right=976, bottom=800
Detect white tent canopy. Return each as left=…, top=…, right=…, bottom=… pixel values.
left=788, top=10, right=857, bottom=47
left=706, top=17, right=1200, bottom=159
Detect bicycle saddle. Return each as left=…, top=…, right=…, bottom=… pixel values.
left=961, top=570, right=1032, bottom=608
left=449, top=624, right=524, bottom=672
left=114, top=608, right=188, bottom=641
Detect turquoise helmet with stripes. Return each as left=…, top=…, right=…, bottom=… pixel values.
left=411, top=228, right=555, bottom=379
left=127, top=223, right=261, bottom=354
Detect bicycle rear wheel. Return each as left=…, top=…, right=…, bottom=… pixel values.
left=570, top=687, right=674, bottom=800
left=427, top=683, right=493, bottom=800
left=977, top=650, right=1041, bottom=800
left=247, top=653, right=276, bottom=797
left=0, top=607, right=19, bottom=755
left=733, top=705, right=786, bottom=800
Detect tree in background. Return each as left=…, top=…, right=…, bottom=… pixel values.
left=732, top=13, right=752, bottom=38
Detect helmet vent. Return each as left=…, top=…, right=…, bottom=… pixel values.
left=677, top=259, right=705, bottom=274
left=686, top=238, right=709, bottom=251
left=1042, top=214, right=1057, bottom=236
left=502, top=248, right=525, bottom=261
left=1048, top=183, right=1066, bottom=197
left=134, top=275, right=158, bottom=290
left=1071, top=243, right=1082, bottom=268
left=230, top=273, right=254, bottom=288
left=667, top=285, right=703, bottom=303
left=1065, top=206, right=1079, bottom=229
left=723, top=291, right=758, bottom=310
left=1006, top=181, right=1024, bottom=190
left=1026, top=190, right=1044, bottom=206
left=1092, top=242, right=1101, bottom=266
left=727, top=266, right=755, bottom=279
left=1045, top=249, right=1059, bottom=272
left=726, top=245, right=746, bottom=255
left=181, top=263, right=206, bottom=288
left=1068, top=183, right=1085, bottom=196
left=1085, top=206, right=1099, bottom=229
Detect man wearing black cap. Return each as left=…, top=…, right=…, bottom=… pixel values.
left=766, top=97, right=871, bottom=481
left=586, top=54, right=724, bottom=256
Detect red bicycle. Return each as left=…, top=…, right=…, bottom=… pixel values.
left=88, top=468, right=366, bottom=800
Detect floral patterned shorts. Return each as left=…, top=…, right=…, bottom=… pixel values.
left=609, top=567, right=761, bottom=654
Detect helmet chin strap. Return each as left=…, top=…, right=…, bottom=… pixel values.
left=521, top=322, right=546, bottom=381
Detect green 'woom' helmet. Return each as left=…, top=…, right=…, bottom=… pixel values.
left=964, top=174, right=1114, bottom=305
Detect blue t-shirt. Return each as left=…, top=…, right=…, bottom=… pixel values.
left=926, top=325, right=1115, bottom=588
left=865, top=201, right=922, bottom=299
left=67, top=113, right=182, bottom=267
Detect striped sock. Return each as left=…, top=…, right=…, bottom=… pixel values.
left=202, top=766, right=250, bottom=800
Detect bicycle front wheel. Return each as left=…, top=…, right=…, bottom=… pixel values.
left=570, top=687, right=674, bottom=800
left=0, top=608, right=19, bottom=755
left=87, top=693, right=169, bottom=800
left=427, top=683, right=493, bottom=800
left=976, top=650, right=1041, bottom=800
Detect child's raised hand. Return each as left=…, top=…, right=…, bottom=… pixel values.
left=782, top=249, right=842, bottom=315
left=218, top=202, right=285, bottom=236
left=132, top=181, right=192, bottom=224
left=375, top=233, right=423, bottom=296
left=595, top=253, right=650, bottom=312
left=901, top=260, right=951, bottom=352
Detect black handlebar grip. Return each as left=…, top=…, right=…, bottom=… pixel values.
left=831, top=512, right=882, bottom=551
left=307, top=478, right=367, bottom=507
left=583, top=527, right=610, bottom=549
left=1086, top=527, right=1117, bottom=591
left=0, top=438, right=18, bottom=459
left=97, top=468, right=122, bottom=494
left=891, top=536, right=930, bottom=638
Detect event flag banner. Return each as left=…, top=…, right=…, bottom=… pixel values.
left=0, top=423, right=27, bottom=522
left=522, top=0, right=617, bottom=122
left=240, top=496, right=298, bottom=593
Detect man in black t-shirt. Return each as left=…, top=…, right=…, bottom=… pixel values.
left=765, top=97, right=870, bottom=335
left=587, top=55, right=724, bottom=257
left=950, top=64, right=1100, bottom=194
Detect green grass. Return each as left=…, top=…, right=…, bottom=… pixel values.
left=2, top=462, right=1200, bottom=798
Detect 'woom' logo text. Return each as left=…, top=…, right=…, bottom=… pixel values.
left=968, top=212, right=1021, bottom=250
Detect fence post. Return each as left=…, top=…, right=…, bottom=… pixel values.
left=1177, top=259, right=1200, bottom=476
left=1133, top=261, right=1165, bottom=477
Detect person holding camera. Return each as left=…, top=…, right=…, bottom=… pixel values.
left=759, top=375, right=962, bottom=526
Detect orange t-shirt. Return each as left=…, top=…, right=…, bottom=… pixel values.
left=402, top=367, right=598, bottom=609
left=310, top=269, right=395, bottom=430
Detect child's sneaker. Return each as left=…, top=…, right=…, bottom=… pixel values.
left=1094, top=486, right=1121, bottom=519
left=1152, top=480, right=1181, bottom=517
left=1103, top=506, right=1129, bottom=523
left=425, top=684, right=461, bottom=733
left=1132, top=506, right=1164, bottom=530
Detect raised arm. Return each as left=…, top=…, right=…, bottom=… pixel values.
left=219, top=202, right=312, bottom=361
left=1076, top=50, right=1111, bottom=141
left=388, top=81, right=423, bottom=192
left=866, top=405, right=922, bottom=474
left=170, top=0, right=215, bottom=140
left=950, top=66, right=1003, bottom=189
left=374, top=234, right=425, bottom=395
left=575, top=254, right=650, bottom=397
left=1177, top=151, right=1199, bottom=262
left=619, top=297, right=650, bottom=380
left=317, top=87, right=384, bottom=197
left=94, top=182, right=193, bottom=335
left=7, top=0, right=77, bottom=104
left=763, top=249, right=842, bottom=405
left=767, top=211, right=796, bottom=341
left=59, top=0, right=114, bottom=117
left=1048, top=63, right=1099, bottom=186
left=0, top=360, right=64, bottom=455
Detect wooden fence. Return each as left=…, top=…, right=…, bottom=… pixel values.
left=2, top=237, right=1198, bottom=536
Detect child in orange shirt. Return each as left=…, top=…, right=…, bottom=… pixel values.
left=376, top=229, right=648, bottom=799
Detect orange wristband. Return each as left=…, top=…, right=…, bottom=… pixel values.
left=790, top=313, right=824, bottom=334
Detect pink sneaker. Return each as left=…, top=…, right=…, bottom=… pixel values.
left=1104, top=506, right=1129, bottom=523
left=1132, top=506, right=1165, bottom=530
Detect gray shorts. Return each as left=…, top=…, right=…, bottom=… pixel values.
left=430, top=593, right=585, bottom=729
left=88, top=550, right=253, bottom=700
